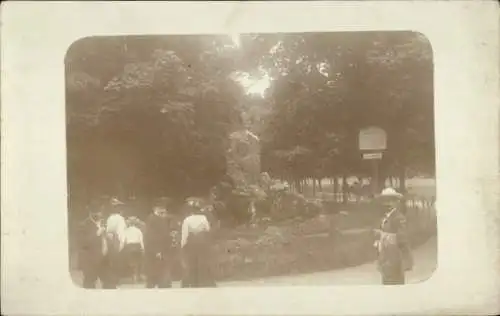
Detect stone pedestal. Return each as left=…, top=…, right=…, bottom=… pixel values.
left=226, top=129, right=261, bottom=188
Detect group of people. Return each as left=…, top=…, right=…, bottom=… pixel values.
left=77, top=186, right=414, bottom=288
left=77, top=196, right=216, bottom=289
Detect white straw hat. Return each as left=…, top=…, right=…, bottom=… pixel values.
left=110, top=197, right=125, bottom=206
left=378, top=187, right=403, bottom=199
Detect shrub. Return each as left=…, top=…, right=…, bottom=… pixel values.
left=211, top=203, right=436, bottom=281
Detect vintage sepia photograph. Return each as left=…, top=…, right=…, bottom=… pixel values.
left=3, top=1, right=500, bottom=315
left=65, top=31, right=437, bottom=289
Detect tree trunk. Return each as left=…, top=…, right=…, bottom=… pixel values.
left=295, top=179, right=301, bottom=193
left=399, top=168, right=406, bottom=193
left=398, top=152, right=407, bottom=194
left=333, top=177, right=338, bottom=202
left=377, top=168, right=386, bottom=193
left=312, top=178, right=316, bottom=197
left=342, top=174, right=348, bottom=204
left=398, top=135, right=407, bottom=213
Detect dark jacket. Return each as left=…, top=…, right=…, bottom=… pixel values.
left=78, top=217, right=106, bottom=271
left=376, top=208, right=413, bottom=273
left=144, top=213, right=172, bottom=256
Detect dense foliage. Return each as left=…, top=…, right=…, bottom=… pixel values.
left=66, top=32, right=434, bottom=213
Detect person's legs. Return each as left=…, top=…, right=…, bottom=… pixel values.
left=196, top=240, right=216, bottom=288
left=145, top=277, right=156, bottom=288
left=102, top=251, right=119, bottom=289
left=201, top=249, right=217, bottom=287
left=196, top=251, right=210, bottom=288
left=133, top=248, right=143, bottom=283
left=180, top=256, right=190, bottom=288
left=82, top=265, right=99, bottom=289
left=120, top=245, right=131, bottom=280
left=97, top=256, right=109, bottom=288
left=158, top=259, right=172, bottom=288
left=127, top=244, right=141, bottom=283
left=381, top=269, right=405, bottom=285
left=116, top=249, right=128, bottom=281
left=191, top=242, right=210, bottom=288
left=145, top=274, right=156, bottom=288
left=181, top=248, right=195, bottom=288
left=137, top=249, right=145, bottom=282
left=145, top=255, right=158, bottom=288
left=100, top=255, right=114, bottom=289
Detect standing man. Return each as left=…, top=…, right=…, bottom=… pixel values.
left=77, top=205, right=108, bottom=289
left=374, top=187, right=413, bottom=285
left=144, top=198, right=173, bottom=288
left=180, top=197, right=216, bottom=288
left=103, top=197, right=127, bottom=288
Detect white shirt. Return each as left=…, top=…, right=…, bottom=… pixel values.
left=124, top=226, right=144, bottom=250
left=181, top=214, right=210, bottom=248
left=106, top=213, right=127, bottom=251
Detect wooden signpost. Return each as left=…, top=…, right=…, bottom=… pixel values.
left=358, top=126, right=387, bottom=195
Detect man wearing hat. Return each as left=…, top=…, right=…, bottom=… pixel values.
left=77, top=204, right=109, bottom=289
left=144, top=197, right=174, bottom=288
left=374, top=187, right=413, bottom=285
left=180, top=197, right=216, bottom=288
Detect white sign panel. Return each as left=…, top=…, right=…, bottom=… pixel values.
left=363, top=152, right=383, bottom=160
left=358, top=126, right=387, bottom=151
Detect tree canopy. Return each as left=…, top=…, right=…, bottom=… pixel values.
left=66, top=31, right=434, bottom=204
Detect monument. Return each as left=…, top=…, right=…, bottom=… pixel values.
left=226, top=129, right=261, bottom=188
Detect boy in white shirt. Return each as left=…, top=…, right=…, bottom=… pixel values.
left=123, top=217, right=144, bottom=283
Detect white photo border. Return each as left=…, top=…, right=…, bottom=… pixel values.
left=1, top=1, right=499, bottom=315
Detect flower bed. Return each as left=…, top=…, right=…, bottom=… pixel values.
left=211, top=203, right=436, bottom=281
left=212, top=227, right=373, bottom=281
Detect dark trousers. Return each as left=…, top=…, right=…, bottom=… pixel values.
left=101, top=249, right=123, bottom=289
left=181, top=234, right=216, bottom=288
left=82, top=256, right=107, bottom=289
left=381, top=266, right=405, bottom=285
left=97, top=234, right=126, bottom=289
left=81, top=253, right=120, bottom=289
left=123, top=243, right=143, bottom=281
left=145, top=254, right=172, bottom=288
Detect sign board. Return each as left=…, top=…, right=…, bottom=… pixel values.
left=358, top=126, right=387, bottom=151
left=363, top=152, right=383, bottom=160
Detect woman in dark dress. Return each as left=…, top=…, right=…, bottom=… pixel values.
left=374, top=188, right=414, bottom=285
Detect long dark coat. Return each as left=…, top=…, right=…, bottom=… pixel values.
left=375, top=207, right=413, bottom=284
left=78, top=217, right=107, bottom=273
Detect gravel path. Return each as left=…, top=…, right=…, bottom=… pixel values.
left=71, top=236, right=437, bottom=288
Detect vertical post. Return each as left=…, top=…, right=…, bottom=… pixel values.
left=372, top=158, right=379, bottom=196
